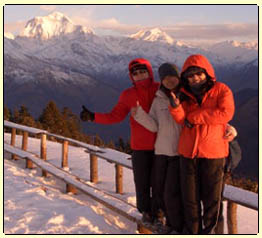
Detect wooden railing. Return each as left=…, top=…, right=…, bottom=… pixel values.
left=4, top=120, right=258, bottom=234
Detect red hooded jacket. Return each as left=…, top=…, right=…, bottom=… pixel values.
left=169, top=55, right=235, bottom=159
left=95, top=58, right=159, bottom=150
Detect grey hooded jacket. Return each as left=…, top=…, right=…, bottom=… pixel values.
left=133, top=89, right=181, bottom=156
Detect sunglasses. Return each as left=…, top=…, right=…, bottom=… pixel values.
left=132, top=69, right=148, bottom=76
left=184, top=70, right=205, bottom=79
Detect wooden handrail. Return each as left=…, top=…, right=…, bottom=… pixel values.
left=3, top=120, right=258, bottom=234
left=4, top=143, right=141, bottom=224
left=4, top=120, right=258, bottom=210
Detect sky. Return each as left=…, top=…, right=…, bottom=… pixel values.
left=4, top=4, right=258, bottom=42
left=4, top=133, right=258, bottom=234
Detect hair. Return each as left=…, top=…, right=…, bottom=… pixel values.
left=181, top=67, right=214, bottom=92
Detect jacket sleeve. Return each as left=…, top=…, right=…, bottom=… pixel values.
left=169, top=104, right=186, bottom=125
left=187, top=84, right=235, bottom=125
left=95, top=91, right=130, bottom=124
left=133, top=102, right=158, bottom=132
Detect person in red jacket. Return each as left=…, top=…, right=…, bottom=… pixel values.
left=80, top=58, right=160, bottom=223
left=169, top=54, right=235, bottom=234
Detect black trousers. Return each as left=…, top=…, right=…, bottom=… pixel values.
left=151, top=155, right=169, bottom=216
left=215, top=172, right=231, bottom=234
left=131, top=150, right=154, bottom=214
left=163, top=156, right=184, bottom=232
left=180, top=157, right=225, bottom=234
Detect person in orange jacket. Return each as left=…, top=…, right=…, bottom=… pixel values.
left=80, top=58, right=159, bottom=223
left=169, top=54, right=235, bottom=234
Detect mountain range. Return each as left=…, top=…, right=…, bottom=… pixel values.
left=4, top=12, right=258, bottom=178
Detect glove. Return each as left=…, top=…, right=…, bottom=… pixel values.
left=184, top=119, right=194, bottom=128
left=80, top=105, right=95, bottom=122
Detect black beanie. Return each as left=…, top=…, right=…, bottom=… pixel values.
left=158, top=63, right=180, bottom=81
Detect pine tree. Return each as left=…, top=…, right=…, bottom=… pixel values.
left=18, top=105, right=36, bottom=127
left=4, top=105, right=10, bottom=121
left=93, top=134, right=104, bottom=146
left=12, top=108, right=20, bottom=123
left=61, top=107, right=81, bottom=139
left=125, top=139, right=132, bottom=154
left=107, top=140, right=116, bottom=149
left=11, top=105, right=35, bottom=127
left=118, top=137, right=125, bottom=152
left=38, top=101, right=64, bottom=134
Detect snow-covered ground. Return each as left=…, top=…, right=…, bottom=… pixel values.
left=4, top=133, right=258, bottom=234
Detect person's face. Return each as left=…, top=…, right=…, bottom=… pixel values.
left=132, top=69, right=149, bottom=82
left=187, top=71, right=206, bottom=86
left=162, top=75, right=179, bottom=90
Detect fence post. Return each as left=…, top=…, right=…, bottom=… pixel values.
left=90, top=153, right=98, bottom=184
left=41, top=133, right=47, bottom=177
left=115, top=164, right=123, bottom=194
left=66, top=184, right=77, bottom=194
left=11, top=128, right=17, bottom=160
left=62, top=140, right=68, bottom=168
left=22, top=131, right=33, bottom=169
left=227, top=201, right=238, bottom=234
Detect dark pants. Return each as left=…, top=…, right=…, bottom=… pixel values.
left=164, top=156, right=184, bottom=232
left=151, top=155, right=168, bottom=216
left=151, top=155, right=183, bottom=231
left=131, top=150, right=154, bottom=214
left=180, top=157, right=225, bottom=234
left=215, top=172, right=231, bottom=234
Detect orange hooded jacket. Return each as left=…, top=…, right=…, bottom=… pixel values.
left=95, top=58, right=159, bottom=150
left=169, top=55, right=235, bottom=159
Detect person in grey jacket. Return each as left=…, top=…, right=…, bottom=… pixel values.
left=131, top=63, right=238, bottom=234
left=131, top=63, right=183, bottom=234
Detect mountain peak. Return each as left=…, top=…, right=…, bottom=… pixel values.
left=20, top=11, right=94, bottom=40
left=4, top=32, right=15, bottom=40
left=211, top=40, right=258, bottom=51
left=129, top=27, right=174, bottom=45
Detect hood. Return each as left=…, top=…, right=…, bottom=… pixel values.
left=181, top=54, right=216, bottom=81
left=128, top=58, right=154, bottom=83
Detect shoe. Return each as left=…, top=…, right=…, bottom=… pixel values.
left=152, top=218, right=163, bottom=233
left=155, top=225, right=173, bottom=234
left=142, top=212, right=153, bottom=224
left=168, top=229, right=181, bottom=234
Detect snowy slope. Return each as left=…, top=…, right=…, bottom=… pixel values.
left=4, top=133, right=258, bottom=234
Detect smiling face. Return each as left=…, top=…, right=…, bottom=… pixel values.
left=183, top=67, right=207, bottom=87
left=162, top=75, right=180, bottom=90
left=187, top=72, right=207, bottom=86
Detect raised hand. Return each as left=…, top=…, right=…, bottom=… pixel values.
left=80, top=105, right=95, bottom=122
left=131, top=101, right=140, bottom=117
left=170, top=92, right=180, bottom=108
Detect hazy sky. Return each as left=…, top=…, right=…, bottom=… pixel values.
left=4, top=4, right=258, bottom=42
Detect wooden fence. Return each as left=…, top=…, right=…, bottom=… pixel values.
left=4, top=120, right=258, bottom=234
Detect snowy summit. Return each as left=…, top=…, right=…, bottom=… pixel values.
left=129, top=28, right=175, bottom=45
left=4, top=32, right=15, bottom=39
left=20, top=11, right=94, bottom=40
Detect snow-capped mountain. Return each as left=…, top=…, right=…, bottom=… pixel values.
left=129, top=28, right=175, bottom=45
left=4, top=32, right=15, bottom=40
left=4, top=12, right=258, bottom=178
left=207, top=40, right=258, bottom=62
left=4, top=12, right=258, bottom=104
left=20, top=11, right=94, bottom=40
left=4, top=12, right=258, bottom=83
